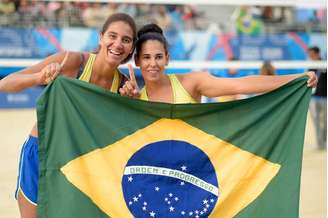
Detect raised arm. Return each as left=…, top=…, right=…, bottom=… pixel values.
left=0, top=51, right=72, bottom=92
left=193, top=71, right=317, bottom=97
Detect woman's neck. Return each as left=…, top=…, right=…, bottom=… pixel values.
left=90, top=54, right=118, bottom=89
left=145, top=74, right=173, bottom=103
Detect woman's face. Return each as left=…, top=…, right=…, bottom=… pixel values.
left=136, top=40, right=169, bottom=82
left=99, top=21, right=134, bottom=66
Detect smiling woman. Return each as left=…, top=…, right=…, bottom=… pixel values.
left=119, top=23, right=317, bottom=104
left=0, top=13, right=137, bottom=218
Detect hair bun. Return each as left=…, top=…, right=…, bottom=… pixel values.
left=137, top=23, right=163, bottom=38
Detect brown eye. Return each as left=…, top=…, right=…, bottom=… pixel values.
left=156, top=55, right=163, bottom=60
left=108, top=34, right=116, bottom=39
left=123, top=38, right=132, bottom=44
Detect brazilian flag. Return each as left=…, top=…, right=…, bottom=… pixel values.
left=37, top=76, right=311, bottom=218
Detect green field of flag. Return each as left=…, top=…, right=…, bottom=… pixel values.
left=37, top=76, right=311, bottom=218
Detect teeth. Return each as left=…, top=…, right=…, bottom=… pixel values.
left=109, top=49, right=121, bottom=55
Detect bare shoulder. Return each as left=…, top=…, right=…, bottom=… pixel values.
left=175, top=71, right=206, bottom=90
left=177, top=71, right=209, bottom=83
left=176, top=71, right=207, bottom=80
left=60, top=51, right=89, bottom=77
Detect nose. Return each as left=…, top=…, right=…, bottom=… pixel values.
left=113, top=38, right=123, bottom=49
left=150, top=57, right=157, bottom=66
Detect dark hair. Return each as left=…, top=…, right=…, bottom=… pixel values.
left=260, top=61, right=275, bottom=76
left=135, top=23, right=169, bottom=58
left=308, top=46, right=320, bottom=54
left=100, top=13, right=137, bottom=64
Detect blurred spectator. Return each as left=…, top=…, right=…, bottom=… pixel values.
left=168, top=5, right=185, bottom=31
left=115, top=3, right=137, bottom=18
left=0, top=0, right=16, bottom=26
left=261, top=6, right=285, bottom=23
left=0, top=0, right=15, bottom=14
left=152, top=5, right=172, bottom=31
left=46, top=1, right=63, bottom=27
left=232, top=6, right=263, bottom=35
left=217, top=56, right=243, bottom=102
left=82, top=3, right=112, bottom=28
left=59, top=2, right=83, bottom=27
left=260, top=61, right=276, bottom=75
left=17, top=0, right=33, bottom=27
left=0, top=1, right=325, bottom=33
left=182, top=5, right=198, bottom=30
left=308, top=46, right=327, bottom=149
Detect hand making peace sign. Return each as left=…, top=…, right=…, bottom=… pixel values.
left=119, top=64, right=140, bottom=98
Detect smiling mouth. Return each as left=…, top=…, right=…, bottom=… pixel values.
left=108, top=49, right=122, bottom=56
left=148, top=70, right=160, bottom=74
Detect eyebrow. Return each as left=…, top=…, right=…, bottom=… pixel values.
left=122, top=35, right=133, bottom=41
left=107, top=32, right=132, bottom=40
left=142, top=53, right=164, bottom=56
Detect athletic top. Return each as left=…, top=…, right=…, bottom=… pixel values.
left=139, top=74, right=197, bottom=103
left=77, top=53, right=122, bottom=93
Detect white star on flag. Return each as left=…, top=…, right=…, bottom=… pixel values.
left=155, top=187, right=160, bottom=191
left=149, top=211, right=156, bottom=217
left=133, top=196, right=138, bottom=202
left=169, top=206, right=175, bottom=212
left=181, top=165, right=187, bottom=171
left=203, top=199, right=208, bottom=204
left=128, top=176, right=133, bottom=182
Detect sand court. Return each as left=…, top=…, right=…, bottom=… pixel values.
left=0, top=109, right=326, bottom=218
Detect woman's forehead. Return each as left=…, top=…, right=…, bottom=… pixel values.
left=105, top=21, right=134, bottom=36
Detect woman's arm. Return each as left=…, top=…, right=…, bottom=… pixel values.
left=193, top=71, right=317, bottom=97
left=0, top=51, right=71, bottom=92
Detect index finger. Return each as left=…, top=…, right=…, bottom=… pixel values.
left=128, top=63, right=136, bottom=82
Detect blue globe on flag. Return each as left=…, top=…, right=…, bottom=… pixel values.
left=122, top=140, right=219, bottom=217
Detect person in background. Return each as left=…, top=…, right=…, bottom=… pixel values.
left=217, top=56, right=243, bottom=102
left=260, top=61, right=276, bottom=76
left=308, top=46, right=327, bottom=149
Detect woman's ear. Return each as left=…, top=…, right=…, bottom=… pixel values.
left=99, top=32, right=104, bottom=43
left=129, top=45, right=134, bottom=54
left=165, top=53, right=170, bottom=66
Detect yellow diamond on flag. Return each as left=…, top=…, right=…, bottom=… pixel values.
left=61, top=118, right=280, bottom=217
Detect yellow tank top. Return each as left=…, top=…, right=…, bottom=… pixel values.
left=139, top=74, right=197, bottom=103
left=78, top=53, right=120, bottom=93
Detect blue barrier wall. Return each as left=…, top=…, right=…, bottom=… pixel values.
left=0, top=28, right=326, bottom=108
left=0, top=87, right=44, bottom=108
left=0, top=28, right=325, bottom=61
